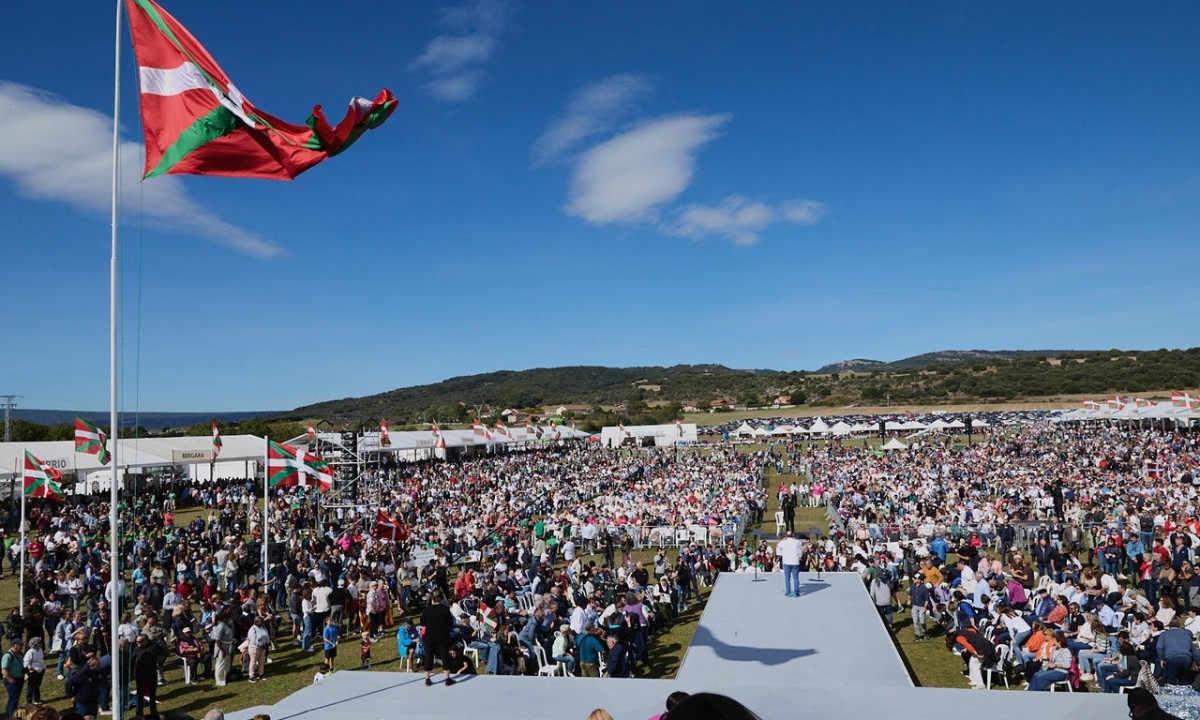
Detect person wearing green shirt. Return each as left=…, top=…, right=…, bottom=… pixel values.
left=2, top=638, right=25, bottom=719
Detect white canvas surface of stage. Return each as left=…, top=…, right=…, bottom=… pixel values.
left=229, top=572, right=1139, bottom=720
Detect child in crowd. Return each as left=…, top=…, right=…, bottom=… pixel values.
left=360, top=632, right=372, bottom=669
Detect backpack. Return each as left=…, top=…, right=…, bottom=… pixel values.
left=877, top=566, right=896, bottom=592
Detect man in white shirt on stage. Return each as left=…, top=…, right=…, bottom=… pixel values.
left=776, top=531, right=803, bottom=598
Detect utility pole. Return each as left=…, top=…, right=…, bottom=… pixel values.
left=0, top=395, right=19, bottom=442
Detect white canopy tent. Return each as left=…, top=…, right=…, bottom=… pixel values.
left=600, top=423, right=698, bottom=448
left=0, top=435, right=268, bottom=490
left=881, top=438, right=908, bottom=451
left=830, top=421, right=853, bottom=436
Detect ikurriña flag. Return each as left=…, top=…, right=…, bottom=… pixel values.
left=211, top=418, right=222, bottom=459
left=125, top=0, right=397, bottom=179
left=380, top=420, right=391, bottom=447
left=74, top=416, right=111, bottom=465
left=23, top=451, right=65, bottom=500
left=267, top=440, right=333, bottom=492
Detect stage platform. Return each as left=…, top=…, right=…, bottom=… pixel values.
left=228, top=572, right=1148, bottom=720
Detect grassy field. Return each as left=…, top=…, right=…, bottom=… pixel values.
left=3, top=505, right=713, bottom=717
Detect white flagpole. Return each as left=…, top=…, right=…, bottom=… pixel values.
left=109, top=1, right=124, bottom=717
left=18, top=463, right=25, bottom=616
left=262, top=436, right=269, bottom=582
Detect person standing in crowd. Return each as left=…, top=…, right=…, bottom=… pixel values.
left=211, top=609, right=234, bottom=687
left=420, top=590, right=455, bottom=687
left=21, top=638, right=44, bottom=706
left=64, top=655, right=102, bottom=718
left=604, top=633, right=629, bottom=678
left=131, top=634, right=160, bottom=718
left=321, top=616, right=340, bottom=674
left=0, top=639, right=23, bottom=720
left=775, top=531, right=802, bottom=598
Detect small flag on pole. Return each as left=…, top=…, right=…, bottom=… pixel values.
left=23, top=451, right=65, bottom=500
left=74, top=416, right=111, bottom=465
left=380, top=419, right=392, bottom=447
left=211, top=418, right=222, bottom=460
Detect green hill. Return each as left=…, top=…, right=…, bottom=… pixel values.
left=282, top=348, right=1200, bottom=424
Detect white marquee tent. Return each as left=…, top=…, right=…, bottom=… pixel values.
left=600, top=423, right=698, bottom=448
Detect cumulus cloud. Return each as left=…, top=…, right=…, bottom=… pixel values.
left=667, top=196, right=827, bottom=246
left=565, top=113, right=728, bottom=224
left=411, top=0, right=505, bottom=103
left=533, top=74, right=653, bottom=163
left=0, top=82, right=281, bottom=258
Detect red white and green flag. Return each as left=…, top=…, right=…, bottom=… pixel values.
left=435, top=433, right=446, bottom=450
left=476, top=604, right=498, bottom=632
left=306, top=422, right=317, bottom=442
left=125, top=0, right=397, bottom=180
left=1106, top=396, right=1127, bottom=410
left=23, top=451, right=65, bottom=500
left=524, top=421, right=535, bottom=436
left=267, top=440, right=333, bottom=492
left=1082, top=399, right=1101, bottom=410
left=380, top=419, right=392, bottom=447
left=472, top=419, right=486, bottom=436
left=1172, top=392, right=1199, bottom=409
left=495, top=421, right=512, bottom=439
left=430, top=421, right=440, bottom=436
left=74, top=416, right=111, bottom=465
left=211, top=418, right=222, bottom=460
left=1135, top=398, right=1152, bottom=409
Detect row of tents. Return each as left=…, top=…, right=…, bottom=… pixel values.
left=1053, top=400, right=1200, bottom=423
left=730, top=417, right=990, bottom=438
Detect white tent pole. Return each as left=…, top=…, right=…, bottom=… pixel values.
left=262, top=436, right=268, bottom=583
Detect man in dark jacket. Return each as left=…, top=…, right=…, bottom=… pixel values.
left=132, top=634, right=160, bottom=717
left=65, top=656, right=103, bottom=718
left=420, top=590, right=456, bottom=687
left=605, top=633, right=629, bottom=678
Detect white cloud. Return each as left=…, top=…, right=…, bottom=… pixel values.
left=533, top=74, right=653, bottom=163
left=565, top=113, right=728, bottom=224
left=780, top=199, right=827, bottom=226
left=0, top=82, right=281, bottom=258
left=411, top=0, right=505, bottom=103
left=668, top=196, right=827, bottom=246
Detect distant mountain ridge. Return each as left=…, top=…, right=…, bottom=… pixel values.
left=816, top=349, right=1070, bottom=373
left=11, top=410, right=278, bottom=431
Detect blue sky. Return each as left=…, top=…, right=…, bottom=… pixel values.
left=2, top=1, right=1199, bottom=412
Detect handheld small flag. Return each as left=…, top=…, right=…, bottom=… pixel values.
left=74, top=416, right=111, bottom=465
left=23, top=451, right=65, bottom=500
left=476, top=604, right=498, bottom=632
left=373, top=509, right=404, bottom=541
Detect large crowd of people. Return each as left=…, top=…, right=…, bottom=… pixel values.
left=0, top=443, right=766, bottom=718
left=790, top=423, right=1200, bottom=693
left=6, top=419, right=1200, bottom=719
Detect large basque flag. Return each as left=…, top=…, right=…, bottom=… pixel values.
left=125, top=0, right=397, bottom=179
left=267, top=440, right=333, bottom=491
left=23, top=451, right=65, bottom=500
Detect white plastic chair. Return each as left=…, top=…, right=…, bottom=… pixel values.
left=676, top=527, right=691, bottom=546
left=982, top=645, right=1010, bottom=689
left=774, top=511, right=785, bottom=535
left=534, top=645, right=565, bottom=677
left=1048, top=676, right=1074, bottom=692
